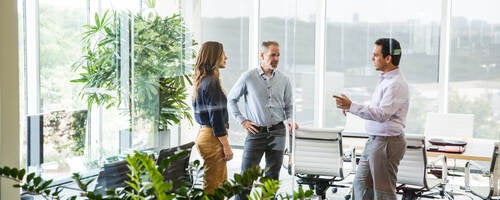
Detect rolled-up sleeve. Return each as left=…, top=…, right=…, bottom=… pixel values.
left=227, top=72, right=248, bottom=124
left=283, top=77, right=293, bottom=121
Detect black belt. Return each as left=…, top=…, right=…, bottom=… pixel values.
left=253, top=122, right=285, bottom=133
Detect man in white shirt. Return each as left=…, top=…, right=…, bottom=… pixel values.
left=334, top=38, right=409, bottom=200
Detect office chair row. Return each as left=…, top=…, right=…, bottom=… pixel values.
left=289, top=127, right=500, bottom=200
left=94, top=141, right=195, bottom=195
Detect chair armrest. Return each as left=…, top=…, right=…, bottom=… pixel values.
left=428, top=154, right=448, bottom=185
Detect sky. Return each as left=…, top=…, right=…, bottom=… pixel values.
left=41, top=0, right=500, bottom=24
left=200, top=0, right=500, bottom=24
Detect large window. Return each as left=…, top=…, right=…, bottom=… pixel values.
left=324, top=0, right=442, bottom=134
left=260, top=0, right=316, bottom=127
left=197, top=0, right=250, bottom=146
left=23, top=0, right=194, bottom=180
left=24, top=0, right=88, bottom=180
left=20, top=0, right=500, bottom=182
left=449, top=0, right=500, bottom=139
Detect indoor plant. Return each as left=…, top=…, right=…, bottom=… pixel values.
left=71, top=0, right=194, bottom=133
left=1, top=151, right=314, bottom=200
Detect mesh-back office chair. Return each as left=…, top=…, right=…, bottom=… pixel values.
left=463, top=142, right=500, bottom=199
left=94, top=160, right=131, bottom=195
left=396, top=135, right=452, bottom=200
left=291, top=127, right=352, bottom=199
left=156, top=141, right=195, bottom=189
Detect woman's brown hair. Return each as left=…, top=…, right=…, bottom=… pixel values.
left=193, top=41, right=224, bottom=100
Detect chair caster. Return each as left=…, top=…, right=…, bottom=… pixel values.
left=331, top=187, right=337, bottom=193
left=344, top=194, right=351, bottom=200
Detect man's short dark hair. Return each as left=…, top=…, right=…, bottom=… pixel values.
left=375, top=38, right=402, bottom=66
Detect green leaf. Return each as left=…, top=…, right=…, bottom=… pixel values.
left=26, top=172, right=35, bottom=183
left=33, top=177, right=42, bottom=187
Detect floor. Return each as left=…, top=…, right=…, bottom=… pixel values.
left=191, top=147, right=487, bottom=200
left=27, top=146, right=489, bottom=200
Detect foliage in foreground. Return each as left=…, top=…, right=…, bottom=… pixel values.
left=0, top=151, right=313, bottom=200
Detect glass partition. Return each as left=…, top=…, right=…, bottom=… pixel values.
left=449, top=0, right=500, bottom=139
left=20, top=0, right=500, bottom=185
left=325, top=0, right=442, bottom=134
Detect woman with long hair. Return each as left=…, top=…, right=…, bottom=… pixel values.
left=192, top=41, right=233, bottom=194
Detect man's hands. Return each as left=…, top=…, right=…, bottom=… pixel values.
left=287, top=121, right=299, bottom=132
left=333, top=94, right=352, bottom=116
left=241, top=120, right=259, bottom=134
left=242, top=120, right=299, bottom=134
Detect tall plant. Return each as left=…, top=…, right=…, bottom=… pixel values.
left=72, top=3, right=195, bottom=131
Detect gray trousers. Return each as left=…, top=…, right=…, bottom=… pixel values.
left=353, top=134, right=406, bottom=200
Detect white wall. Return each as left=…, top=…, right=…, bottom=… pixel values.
left=0, top=0, right=20, bottom=198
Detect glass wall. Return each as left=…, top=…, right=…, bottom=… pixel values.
left=19, top=0, right=500, bottom=182
left=26, top=0, right=88, bottom=180
left=197, top=0, right=250, bottom=146
left=260, top=0, right=317, bottom=127
left=324, top=0, right=442, bottom=134
left=22, top=0, right=194, bottom=180
left=449, top=0, right=500, bottom=139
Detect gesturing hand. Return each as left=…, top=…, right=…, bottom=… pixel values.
left=333, top=94, right=352, bottom=116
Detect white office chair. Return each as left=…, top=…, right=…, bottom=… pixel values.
left=290, top=127, right=352, bottom=199
left=463, top=142, right=500, bottom=199
left=396, top=134, right=452, bottom=199
left=424, top=112, right=474, bottom=138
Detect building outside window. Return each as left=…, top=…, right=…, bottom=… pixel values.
left=18, top=0, right=500, bottom=182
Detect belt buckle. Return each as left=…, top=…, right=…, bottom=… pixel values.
left=266, top=125, right=272, bottom=132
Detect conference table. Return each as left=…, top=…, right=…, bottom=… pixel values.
left=342, top=134, right=496, bottom=162
left=426, top=138, right=495, bottom=162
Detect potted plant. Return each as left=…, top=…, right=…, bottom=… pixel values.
left=71, top=0, right=194, bottom=143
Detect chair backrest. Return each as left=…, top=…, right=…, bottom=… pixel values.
left=397, top=135, right=428, bottom=187
left=293, top=127, right=344, bottom=178
left=424, top=112, right=474, bottom=138
left=342, top=113, right=367, bottom=136
left=95, top=160, right=130, bottom=191
left=156, top=141, right=195, bottom=188
left=490, top=142, right=500, bottom=196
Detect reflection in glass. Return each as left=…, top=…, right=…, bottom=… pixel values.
left=449, top=0, right=500, bottom=139
left=324, top=0, right=441, bottom=134
left=199, top=0, right=250, bottom=145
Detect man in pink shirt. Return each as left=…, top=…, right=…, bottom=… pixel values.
left=334, top=38, right=409, bottom=200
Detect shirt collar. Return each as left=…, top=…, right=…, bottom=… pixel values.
left=258, top=67, right=276, bottom=78
left=380, top=68, right=400, bottom=80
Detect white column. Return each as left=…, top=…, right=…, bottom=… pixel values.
left=249, top=0, right=260, bottom=69
left=0, top=0, right=21, bottom=198
left=438, top=0, right=452, bottom=113
left=314, top=0, right=326, bottom=127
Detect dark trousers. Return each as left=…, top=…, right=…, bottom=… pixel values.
left=235, top=128, right=285, bottom=200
